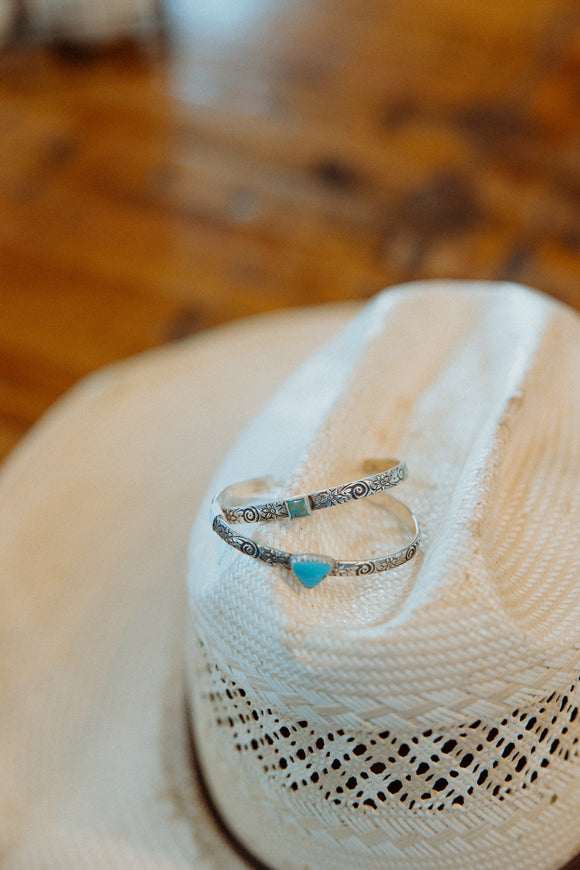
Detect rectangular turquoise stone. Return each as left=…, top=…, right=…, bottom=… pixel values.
left=286, top=497, right=310, bottom=519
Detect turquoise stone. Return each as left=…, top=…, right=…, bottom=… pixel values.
left=292, top=560, right=332, bottom=588
left=287, top=497, right=310, bottom=519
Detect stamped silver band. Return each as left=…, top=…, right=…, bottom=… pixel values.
left=215, top=458, right=407, bottom=525
left=211, top=492, right=420, bottom=585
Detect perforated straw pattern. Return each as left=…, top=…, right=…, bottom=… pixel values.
left=189, top=635, right=580, bottom=870
left=187, top=282, right=580, bottom=870
left=200, top=656, right=580, bottom=815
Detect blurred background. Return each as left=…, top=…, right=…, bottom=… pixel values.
left=1, top=0, right=580, bottom=462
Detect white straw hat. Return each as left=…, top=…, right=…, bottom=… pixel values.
left=1, top=281, right=579, bottom=870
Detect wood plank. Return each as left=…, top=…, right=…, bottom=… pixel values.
left=1, top=1, right=580, bottom=461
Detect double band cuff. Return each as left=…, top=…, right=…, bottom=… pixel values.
left=215, top=458, right=407, bottom=525
left=211, top=492, right=420, bottom=587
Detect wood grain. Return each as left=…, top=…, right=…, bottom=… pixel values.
left=1, top=0, right=580, bottom=459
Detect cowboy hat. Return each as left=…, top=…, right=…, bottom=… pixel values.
left=1, top=282, right=579, bottom=870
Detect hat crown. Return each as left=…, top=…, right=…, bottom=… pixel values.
left=187, top=282, right=580, bottom=870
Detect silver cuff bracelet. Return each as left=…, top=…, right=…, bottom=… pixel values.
left=214, top=458, right=407, bottom=525
left=211, top=489, right=420, bottom=587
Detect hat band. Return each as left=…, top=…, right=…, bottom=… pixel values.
left=214, top=458, right=407, bottom=524
left=184, top=695, right=274, bottom=870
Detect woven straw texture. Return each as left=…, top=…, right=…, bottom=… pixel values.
left=187, top=282, right=580, bottom=870
left=0, top=304, right=353, bottom=869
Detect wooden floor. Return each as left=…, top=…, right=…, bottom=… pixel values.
left=1, top=0, right=580, bottom=460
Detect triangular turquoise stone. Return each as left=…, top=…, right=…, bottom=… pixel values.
left=292, top=560, right=332, bottom=588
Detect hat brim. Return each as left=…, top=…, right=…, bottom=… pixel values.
left=0, top=304, right=354, bottom=869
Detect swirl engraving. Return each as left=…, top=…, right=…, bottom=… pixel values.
left=350, top=480, right=370, bottom=499
left=239, top=538, right=260, bottom=558
left=241, top=506, right=261, bottom=523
